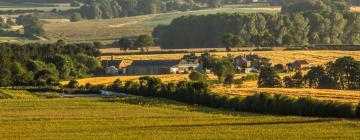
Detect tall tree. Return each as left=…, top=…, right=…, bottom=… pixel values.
left=118, top=37, right=133, bottom=52
left=258, top=67, right=282, bottom=88
left=135, top=35, right=154, bottom=52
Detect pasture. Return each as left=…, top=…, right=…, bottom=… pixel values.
left=44, top=6, right=280, bottom=42
left=0, top=96, right=360, bottom=139
left=42, top=5, right=360, bottom=42
left=0, top=2, right=77, bottom=11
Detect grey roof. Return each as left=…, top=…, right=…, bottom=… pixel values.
left=130, top=60, right=180, bottom=67
left=101, top=60, right=123, bottom=68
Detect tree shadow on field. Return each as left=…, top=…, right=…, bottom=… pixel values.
left=133, top=118, right=338, bottom=129
left=98, top=96, right=260, bottom=117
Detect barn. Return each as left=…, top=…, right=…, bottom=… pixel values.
left=125, top=60, right=181, bottom=75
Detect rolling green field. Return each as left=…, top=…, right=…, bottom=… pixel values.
left=44, top=5, right=280, bottom=43
left=0, top=95, right=360, bottom=139
left=0, top=2, right=77, bottom=11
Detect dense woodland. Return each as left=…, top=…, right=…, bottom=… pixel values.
left=75, top=0, right=226, bottom=20
left=0, top=41, right=101, bottom=87
left=154, top=0, right=360, bottom=49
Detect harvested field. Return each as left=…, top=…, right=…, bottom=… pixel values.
left=102, top=50, right=360, bottom=66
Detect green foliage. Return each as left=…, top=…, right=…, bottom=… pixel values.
left=304, top=57, right=360, bottom=90
left=67, top=80, right=79, bottom=89
left=281, top=0, right=350, bottom=14
left=284, top=71, right=304, bottom=88
left=0, top=46, right=12, bottom=86
left=155, top=11, right=360, bottom=49
left=222, top=33, right=245, bottom=51
left=274, top=64, right=284, bottom=72
left=11, top=62, right=33, bottom=85
left=77, top=0, right=223, bottom=19
left=189, top=71, right=208, bottom=82
left=104, top=77, right=359, bottom=119
left=213, top=59, right=236, bottom=83
left=118, top=37, right=133, bottom=52
left=17, top=15, right=45, bottom=37
left=135, top=35, right=154, bottom=51
left=0, top=42, right=100, bottom=87
left=70, top=12, right=83, bottom=22
left=70, top=1, right=81, bottom=7
left=258, top=67, right=282, bottom=88
left=356, top=103, right=360, bottom=118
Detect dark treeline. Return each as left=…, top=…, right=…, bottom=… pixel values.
left=81, top=76, right=360, bottom=118
left=0, top=41, right=101, bottom=87
left=154, top=11, right=360, bottom=49
left=288, top=57, right=360, bottom=90
left=271, top=0, right=360, bottom=7
left=154, top=0, right=360, bottom=49
left=281, top=0, right=349, bottom=14
left=256, top=56, right=360, bottom=90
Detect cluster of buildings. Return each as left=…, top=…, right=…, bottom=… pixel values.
left=101, top=56, right=203, bottom=76
left=101, top=54, right=310, bottom=76
left=233, top=54, right=270, bottom=73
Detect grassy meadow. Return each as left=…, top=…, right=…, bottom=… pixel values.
left=0, top=2, right=77, bottom=11
left=0, top=96, right=360, bottom=139
left=42, top=5, right=360, bottom=43
left=44, top=5, right=280, bottom=42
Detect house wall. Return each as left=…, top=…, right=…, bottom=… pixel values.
left=176, top=63, right=203, bottom=73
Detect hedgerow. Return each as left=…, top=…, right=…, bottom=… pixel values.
left=100, top=77, right=360, bottom=118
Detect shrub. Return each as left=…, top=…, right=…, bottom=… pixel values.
left=107, top=77, right=358, bottom=119
left=189, top=71, right=208, bottom=82
left=356, top=103, right=360, bottom=118
left=67, top=80, right=79, bottom=89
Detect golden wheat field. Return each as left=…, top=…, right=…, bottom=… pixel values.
left=103, top=50, right=360, bottom=66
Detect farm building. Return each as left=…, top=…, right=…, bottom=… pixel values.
left=105, top=66, right=119, bottom=76
left=286, top=60, right=310, bottom=72
left=125, top=60, right=181, bottom=75
left=233, top=54, right=270, bottom=73
left=101, top=59, right=132, bottom=75
left=124, top=58, right=203, bottom=75
left=101, top=60, right=125, bottom=69
left=172, top=58, right=203, bottom=73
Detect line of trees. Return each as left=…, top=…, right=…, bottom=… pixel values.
left=78, top=76, right=360, bottom=118
left=75, top=0, right=225, bottom=20
left=116, top=35, right=155, bottom=52
left=0, top=41, right=102, bottom=87
left=258, top=56, right=360, bottom=90
left=154, top=11, right=360, bottom=49
left=154, top=0, right=360, bottom=49
left=281, top=0, right=350, bottom=14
